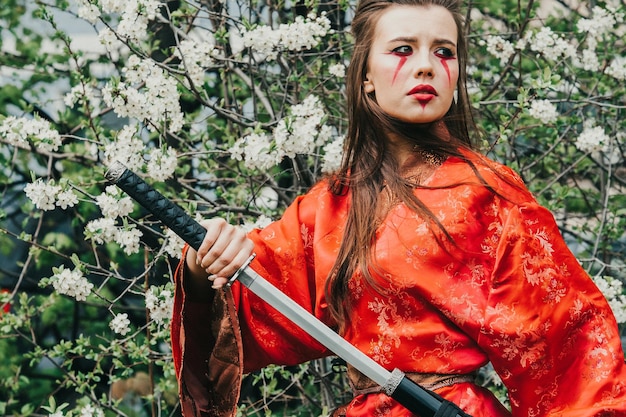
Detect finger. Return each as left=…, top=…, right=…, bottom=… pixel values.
left=205, top=238, right=255, bottom=279
left=208, top=276, right=229, bottom=289
left=196, top=218, right=227, bottom=264
left=200, top=223, right=239, bottom=269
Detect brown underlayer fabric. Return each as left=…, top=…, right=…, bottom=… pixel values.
left=175, top=258, right=245, bottom=416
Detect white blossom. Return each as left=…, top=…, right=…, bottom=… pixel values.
left=528, top=99, right=559, bottom=124
left=24, top=179, right=78, bottom=211
left=85, top=217, right=118, bottom=244
left=98, top=26, right=122, bottom=51
left=605, top=57, right=626, bottom=80
left=229, top=95, right=330, bottom=170
left=316, top=124, right=333, bottom=147
left=574, top=48, right=601, bottom=72
left=241, top=25, right=281, bottom=60
left=103, top=57, right=184, bottom=133
left=577, top=6, right=624, bottom=39
left=482, top=35, right=516, bottom=64
left=109, top=313, right=131, bottom=336
left=254, top=215, right=273, bottom=229
left=174, top=38, right=216, bottom=87
left=280, top=14, right=331, bottom=50
left=103, top=125, right=145, bottom=171
left=95, top=185, right=134, bottom=218
left=275, top=95, right=326, bottom=158
left=117, top=12, right=150, bottom=44
left=241, top=13, right=331, bottom=61
left=109, top=313, right=130, bottom=336
left=593, top=276, right=626, bottom=324
left=145, top=286, right=173, bottom=325
left=525, top=27, right=576, bottom=61
left=575, top=7, right=624, bottom=73
left=75, top=0, right=101, bottom=23
left=146, top=147, right=178, bottom=181
left=0, top=116, right=62, bottom=152
left=163, top=228, right=184, bottom=259
left=229, top=132, right=277, bottom=170
left=49, top=266, right=93, bottom=302
left=329, top=63, right=346, bottom=78
left=64, top=84, right=96, bottom=108
left=79, top=404, right=104, bottom=417
left=575, top=120, right=611, bottom=153
left=25, top=179, right=61, bottom=211
left=322, top=135, right=344, bottom=173
left=85, top=219, right=142, bottom=255
left=115, top=226, right=142, bottom=255
left=56, top=190, right=79, bottom=210
left=99, top=0, right=126, bottom=14
left=96, top=0, right=163, bottom=44
left=241, top=214, right=273, bottom=232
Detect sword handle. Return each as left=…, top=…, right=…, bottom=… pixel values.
left=104, top=161, right=206, bottom=251
left=390, top=372, right=472, bottom=417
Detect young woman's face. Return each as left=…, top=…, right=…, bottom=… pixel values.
left=364, top=5, right=459, bottom=124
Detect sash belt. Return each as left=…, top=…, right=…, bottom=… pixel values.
left=331, top=365, right=475, bottom=417
left=347, top=364, right=476, bottom=397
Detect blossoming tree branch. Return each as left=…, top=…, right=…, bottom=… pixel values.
left=0, top=0, right=624, bottom=415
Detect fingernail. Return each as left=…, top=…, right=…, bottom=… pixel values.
left=208, top=275, right=218, bottom=281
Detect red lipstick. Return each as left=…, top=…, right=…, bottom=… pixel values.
left=408, top=84, right=438, bottom=95
left=408, top=84, right=437, bottom=107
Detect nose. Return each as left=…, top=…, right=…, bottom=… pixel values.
left=413, top=50, right=434, bottom=78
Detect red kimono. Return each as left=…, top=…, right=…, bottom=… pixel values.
left=171, top=150, right=626, bottom=416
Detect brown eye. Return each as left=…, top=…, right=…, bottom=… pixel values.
left=391, top=45, right=412, bottom=56
left=434, top=47, right=455, bottom=59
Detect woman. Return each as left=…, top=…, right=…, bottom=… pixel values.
left=171, top=0, right=626, bottom=416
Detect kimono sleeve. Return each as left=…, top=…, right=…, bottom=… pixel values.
left=171, top=181, right=338, bottom=417
left=231, top=181, right=337, bottom=371
left=479, top=201, right=626, bottom=417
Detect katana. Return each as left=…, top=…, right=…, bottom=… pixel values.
left=105, top=160, right=471, bottom=417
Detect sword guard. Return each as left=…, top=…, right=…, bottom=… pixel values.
left=227, top=254, right=257, bottom=286
left=383, top=368, right=406, bottom=396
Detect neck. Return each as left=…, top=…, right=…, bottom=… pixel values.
left=385, top=121, right=450, bottom=172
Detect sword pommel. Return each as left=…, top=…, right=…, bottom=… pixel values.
left=104, top=160, right=128, bottom=183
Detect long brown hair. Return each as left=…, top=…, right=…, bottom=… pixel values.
left=325, top=0, right=479, bottom=331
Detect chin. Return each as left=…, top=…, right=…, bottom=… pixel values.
left=400, top=116, right=441, bottom=125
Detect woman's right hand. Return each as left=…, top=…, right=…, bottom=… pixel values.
left=185, top=218, right=255, bottom=290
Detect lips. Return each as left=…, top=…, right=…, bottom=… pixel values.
left=408, top=84, right=438, bottom=96
left=408, top=84, right=437, bottom=106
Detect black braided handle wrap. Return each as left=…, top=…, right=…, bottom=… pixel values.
left=104, top=161, right=206, bottom=251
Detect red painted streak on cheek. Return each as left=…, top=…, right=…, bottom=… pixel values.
left=392, top=56, right=407, bottom=85
left=440, top=58, right=456, bottom=85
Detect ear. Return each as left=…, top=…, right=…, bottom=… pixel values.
left=363, top=76, right=375, bottom=93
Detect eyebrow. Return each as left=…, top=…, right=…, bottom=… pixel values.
left=388, top=36, right=457, bottom=46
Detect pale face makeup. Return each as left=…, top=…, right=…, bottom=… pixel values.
left=364, top=5, right=459, bottom=125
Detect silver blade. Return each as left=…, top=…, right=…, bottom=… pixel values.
left=232, top=259, right=391, bottom=387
